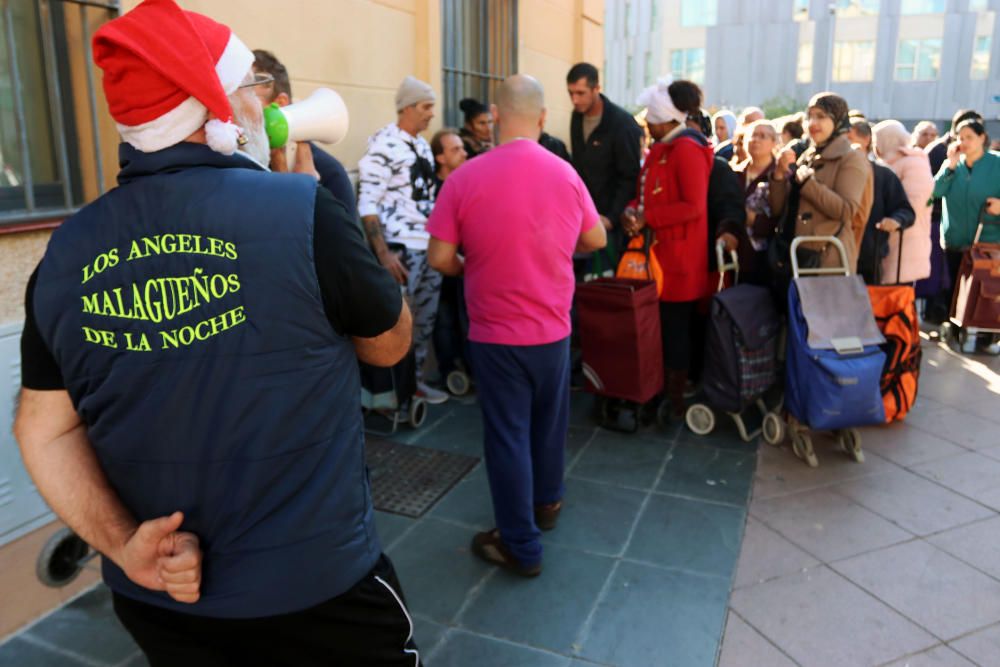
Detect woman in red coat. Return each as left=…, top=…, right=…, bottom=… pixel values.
left=623, top=79, right=714, bottom=418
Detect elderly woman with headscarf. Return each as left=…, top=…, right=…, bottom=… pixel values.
left=622, top=78, right=714, bottom=419
left=911, top=121, right=939, bottom=150
left=712, top=110, right=737, bottom=161
left=770, top=92, right=873, bottom=270
left=872, top=120, right=934, bottom=284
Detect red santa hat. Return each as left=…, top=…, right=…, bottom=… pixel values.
left=92, top=0, right=254, bottom=154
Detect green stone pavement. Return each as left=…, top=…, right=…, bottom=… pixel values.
left=0, top=391, right=759, bottom=667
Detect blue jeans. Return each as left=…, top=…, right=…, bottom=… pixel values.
left=467, top=337, right=570, bottom=566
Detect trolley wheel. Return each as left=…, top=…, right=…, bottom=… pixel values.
left=957, top=327, right=969, bottom=350
left=839, top=428, right=864, bottom=463
left=762, top=412, right=785, bottom=446
left=36, top=528, right=90, bottom=588
left=939, top=322, right=954, bottom=343
left=408, top=398, right=428, bottom=429
left=791, top=432, right=819, bottom=468
left=685, top=403, right=716, bottom=436
left=446, top=370, right=471, bottom=396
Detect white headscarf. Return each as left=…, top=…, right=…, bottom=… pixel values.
left=636, top=78, right=686, bottom=125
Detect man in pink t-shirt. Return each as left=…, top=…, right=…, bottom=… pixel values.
left=428, top=75, right=606, bottom=576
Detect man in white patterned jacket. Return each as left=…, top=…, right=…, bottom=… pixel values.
left=358, top=76, right=448, bottom=405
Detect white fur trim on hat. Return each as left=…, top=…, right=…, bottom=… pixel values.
left=117, top=33, right=253, bottom=153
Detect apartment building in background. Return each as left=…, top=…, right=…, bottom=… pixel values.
left=605, top=0, right=999, bottom=130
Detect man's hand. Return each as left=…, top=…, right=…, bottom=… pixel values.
left=599, top=215, right=614, bottom=231
left=377, top=249, right=409, bottom=285
left=120, top=511, right=202, bottom=604
left=986, top=197, right=1000, bottom=216
left=876, top=218, right=901, bottom=233
left=269, top=142, right=320, bottom=180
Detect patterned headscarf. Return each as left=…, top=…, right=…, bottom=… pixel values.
left=807, top=92, right=850, bottom=147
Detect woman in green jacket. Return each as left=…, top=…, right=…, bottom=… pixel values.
left=933, top=119, right=1000, bottom=285
left=933, top=118, right=1000, bottom=352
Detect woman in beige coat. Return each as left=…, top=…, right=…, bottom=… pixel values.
left=769, top=92, right=873, bottom=270
left=873, top=120, right=934, bottom=284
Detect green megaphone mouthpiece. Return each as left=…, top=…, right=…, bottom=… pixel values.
left=263, top=102, right=289, bottom=149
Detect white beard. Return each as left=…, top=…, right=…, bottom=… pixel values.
left=230, top=93, right=271, bottom=168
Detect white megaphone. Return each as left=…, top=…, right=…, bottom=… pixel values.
left=263, top=87, right=349, bottom=149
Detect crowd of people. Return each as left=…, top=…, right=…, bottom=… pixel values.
left=13, top=1, right=1000, bottom=662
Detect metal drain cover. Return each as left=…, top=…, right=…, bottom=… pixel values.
left=366, top=439, right=479, bottom=518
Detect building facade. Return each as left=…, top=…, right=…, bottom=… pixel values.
left=0, top=0, right=604, bottom=639
left=606, top=0, right=999, bottom=129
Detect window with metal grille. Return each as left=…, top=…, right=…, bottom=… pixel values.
left=0, top=0, right=118, bottom=228
left=441, top=0, right=517, bottom=129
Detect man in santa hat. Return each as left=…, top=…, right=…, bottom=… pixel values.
left=13, top=1, right=421, bottom=663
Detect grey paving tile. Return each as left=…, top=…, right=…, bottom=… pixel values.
left=565, top=425, right=596, bottom=462
left=904, top=403, right=1000, bottom=450
left=0, top=637, right=86, bottom=667
left=673, top=418, right=759, bottom=453
left=833, top=540, right=1000, bottom=641
left=717, top=612, right=798, bottom=667
left=928, top=515, right=1000, bottom=581
left=881, top=644, right=977, bottom=667
left=412, top=615, right=448, bottom=657
left=580, top=561, right=729, bottom=667
left=120, top=652, right=150, bottom=667
left=375, top=510, right=417, bottom=546
left=856, top=422, right=970, bottom=467
left=836, top=468, right=995, bottom=536
left=546, top=478, right=646, bottom=557
left=25, top=586, right=138, bottom=665
left=957, top=396, right=1000, bottom=426
left=429, top=464, right=494, bottom=530
left=626, top=494, right=746, bottom=578
left=567, top=429, right=670, bottom=491
left=655, top=441, right=756, bottom=506
left=949, top=622, right=1000, bottom=667
left=430, top=629, right=570, bottom=667
left=750, top=487, right=913, bottom=562
left=752, top=438, right=896, bottom=500
left=458, top=544, right=615, bottom=654
left=730, top=566, right=936, bottom=667
left=913, top=452, right=1000, bottom=512
left=387, top=518, right=493, bottom=623
left=732, top=517, right=820, bottom=589
left=980, top=445, right=1000, bottom=463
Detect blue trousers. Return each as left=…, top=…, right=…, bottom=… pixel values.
left=467, top=337, right=570, bottom=567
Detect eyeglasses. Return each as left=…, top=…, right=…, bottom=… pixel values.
left=238, top=73, right=274, bottom=89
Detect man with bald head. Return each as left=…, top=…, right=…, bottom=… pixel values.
left=428, top=75, right=606, bottom=576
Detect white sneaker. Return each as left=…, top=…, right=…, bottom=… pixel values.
left=416, top=381, right=449, bottom=405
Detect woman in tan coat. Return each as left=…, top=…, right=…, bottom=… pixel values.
left=872, top=120, right=934, bottom=284
left=769, top=92, right=873, bottom=270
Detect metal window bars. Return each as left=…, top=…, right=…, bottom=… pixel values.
left=441, top=0, right=517, bottom=129
left=1, top=0, right=119, bottom=226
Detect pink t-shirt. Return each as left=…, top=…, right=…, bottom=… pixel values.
left=427, top=140, right=600, bottom=346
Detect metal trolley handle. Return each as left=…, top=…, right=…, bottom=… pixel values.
left=789, top=235, right=851, bottom=278
left=715, top=239, right=740, bottom=292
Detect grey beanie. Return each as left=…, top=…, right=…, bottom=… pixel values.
left=395, top=76, right=436, bottom=112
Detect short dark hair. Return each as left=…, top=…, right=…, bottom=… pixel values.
left=667, top=80, right=702, bottom=115
left=566, top=62, right=599, bottom=87
left=955, top=118, right=990, bottom=147
left=782, top=118, right=804, bottom=139
left=850, top=119, right=872, bottom=139
left=431, top=127, right=461, bottom=158
left=252, top=49, right=292, bottom=102
left=459, top=98, right=489, bottom=124
left=951, top=108, right=983, bottom=132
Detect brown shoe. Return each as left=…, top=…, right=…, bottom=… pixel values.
left=534, top=501, right=563, bottom=531
left=470, top=529, right=542, bottom=577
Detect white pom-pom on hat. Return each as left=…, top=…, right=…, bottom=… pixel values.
left=205, top=118, right=242, bottom=155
